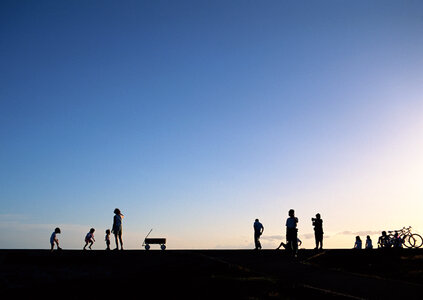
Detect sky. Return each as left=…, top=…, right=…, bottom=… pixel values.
left=1, top=0, right=422, bottom=249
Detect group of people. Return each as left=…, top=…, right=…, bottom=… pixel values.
left=50, top=208, right=404, bottom=252
left=50, top=208, right=124, bottom=251
left=253, top=209, right=324, bottom=256
left=353, top=236, right=373, bottom=249
left=354, top=231, right=404, bottom=249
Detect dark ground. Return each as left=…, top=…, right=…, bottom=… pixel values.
left=1, top=249, right=423, bottom=299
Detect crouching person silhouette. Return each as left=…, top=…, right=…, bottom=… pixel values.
left=50, top=227, right=62, bottom=252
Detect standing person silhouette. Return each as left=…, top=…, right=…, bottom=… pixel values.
left=105, top=229, right=111, bottom=250
left=253, top=219, right=264, bottom=250
left=112, top=208, right=124, bottom=250
left=312, top=213, right=323, bottom=250
left=286, top=209, right=299, bottom=256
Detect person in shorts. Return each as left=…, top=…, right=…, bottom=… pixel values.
left=50, top=227, right=62, bottom=252
left=105, top=229, right=111, bottom=250
left=83, top=228, right=96, bottom=250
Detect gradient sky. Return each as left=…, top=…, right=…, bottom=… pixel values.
left=1, top=0, right=422, bottom=249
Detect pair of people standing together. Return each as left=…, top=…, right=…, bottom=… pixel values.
left=254, top=209, right=324, bottom=254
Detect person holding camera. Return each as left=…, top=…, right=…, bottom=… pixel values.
left=312, top=213, right=324, bottom=250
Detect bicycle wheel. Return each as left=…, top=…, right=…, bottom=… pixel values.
left=402, top=235, right=413, bottom=248
left=399, top=234, right=410, bottom=248
left=409, top=234, right=423, bottom=248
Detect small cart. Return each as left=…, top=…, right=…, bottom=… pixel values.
left=142, top=229, right=166, bottom=250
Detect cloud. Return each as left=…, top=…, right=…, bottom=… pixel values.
left=337, top=230, right=381, bottom=236
left=301, top=233, right=315, bottom=240
left=261, top=233, right=320, bottom=241
left=260, top=235, right=283, bottom=242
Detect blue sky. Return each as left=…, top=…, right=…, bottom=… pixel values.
left=1, top=1, right=423, bottom=249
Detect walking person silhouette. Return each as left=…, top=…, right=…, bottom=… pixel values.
left=286, top=209, right=299, bottom=257
left=253, top=219, right=264, bottom=250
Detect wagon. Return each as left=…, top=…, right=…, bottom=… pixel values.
left=142, top=229, right=166, bottom=250
left=143, top=238, right=166, bottom=250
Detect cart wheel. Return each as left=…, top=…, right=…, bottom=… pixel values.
left=161, top=244, right=166, bottom=250
left=145, top=244, right=150, bottom=250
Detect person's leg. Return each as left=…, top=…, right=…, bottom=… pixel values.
left=89, top=241, right=93, bottom=249
left=50, top=243, right=54, bottom=252
left=114, top=234, right=119, bottom=250
left=292, top=231, right=298, bottom=255
left=276, top=242, right=284, bottom=250
left=83, top=241, right=87, bottom=250
left=254, top=233, right=260, bottom=249
left=118, top=231, right=123, bottom=250
left=315, top=233, right=319, bottom=249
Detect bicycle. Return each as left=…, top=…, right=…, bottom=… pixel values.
left=387, top=226, right=423, bottom=249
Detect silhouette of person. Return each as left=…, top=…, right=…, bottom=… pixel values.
left=312, top=213, right=323, bottom=250
left=50, top=227, right=62, bottom=252
left=378, top=231, right=390, bottom=248
left=105, top=229, right=111, bottom=250
left=276, top=238, right=302, bottom=250
left=393, top=231, right=403, bottom=248
left=112, top=208, right=124, bottom=250
left=365, top=235, right=373, bottom=249
left=83, top=228, right=96, bottom=250
left=354, top=236, right=362, bottom=249
left=286, top=209, right=299, bottom=256
left=253, top=219, right=264, bottom=250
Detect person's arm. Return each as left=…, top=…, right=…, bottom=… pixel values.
left=261, top=225, right=264, bottom=234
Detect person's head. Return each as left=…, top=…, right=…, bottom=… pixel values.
left=114, top=208, right=121, bottom=215
left=316, top=213, right=321, bottom=219
left=55, top=227, right=61, bottom=234
left=367, top=235, right=371, bottom=240
left=288, top=209, right=295, bottom=217
left=255, top=219, right=259, bottom=222
left=90, top=228, right=95, bottom=233
left=106, top=229, right=111, bottom=234
left=382, top=231, right=387, bottom=236
left=356, top=236, right=361, bottom=241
